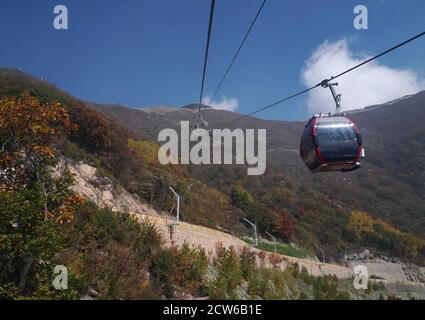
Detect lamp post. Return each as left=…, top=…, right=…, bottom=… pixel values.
left=243, top=218, right=258, bottom=246
left=316, top=245, right=325, bottom=263
left=265, top=231, right=276, bottom=253
left=169, top=186, right=180, bottom=223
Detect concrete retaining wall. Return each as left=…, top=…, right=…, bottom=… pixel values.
left=347, top=262, right=407, bottom=282
left=136, top=214, right=353, bottom=279
left=383, top=281, right=425, bottom=298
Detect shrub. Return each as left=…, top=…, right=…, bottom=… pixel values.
left=207, top=246, right=243, bottom=299
left=239, top=246, right=257, bottom=279
left=149, top=243, right=208, bottom=297
left=56, top=203, right=163, bottom=299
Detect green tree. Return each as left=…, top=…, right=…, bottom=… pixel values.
left=231, top=185, right=254, bottom=211
left=0, top=93, right=79, bottom=298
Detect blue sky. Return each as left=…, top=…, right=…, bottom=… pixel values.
left=0, top=0, right=424, bottom=120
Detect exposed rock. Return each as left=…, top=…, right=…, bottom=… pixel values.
left=87, top=288, right=98, bottom=297
left=54, top=158, right=159, bottom=217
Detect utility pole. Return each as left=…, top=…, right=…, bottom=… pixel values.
left=169, top=186, right=180, bottom=223
left=265, top=231, right=276, bottom=253
left=243, top=218, right=258, bottom=246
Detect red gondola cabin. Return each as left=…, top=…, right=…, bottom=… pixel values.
left=300, top=114, right=363, bottom=173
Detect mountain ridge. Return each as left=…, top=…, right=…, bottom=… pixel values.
left=1, top=68, right=423, bottom=264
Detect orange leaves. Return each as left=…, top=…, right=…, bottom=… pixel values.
left=56, top=195, right=85, bottom=224
left=0, top=92, right=78, bottom=189
left=30, top=145, right=55, bottom=158
left=268, top=253, right=284, bottom=266
left=272, top=209, right=296, bottom=241
left=0, top=92, right=77, bottom=144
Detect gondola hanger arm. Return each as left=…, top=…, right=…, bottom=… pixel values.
left=320, top=78, right=342, bottom=115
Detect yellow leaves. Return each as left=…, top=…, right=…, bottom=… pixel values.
left=31, top=124, right=55, bottom=135
left=347, top=211, right=425, bottom=256
left=128, top=138, right=185, bottom=176
left=347, top=211, right=375, bottom=236
left=348, top=211, right=403, bottom=236
left=347, top=210, right=403, bottom=240
left=128, top=139, right=160, bottom=164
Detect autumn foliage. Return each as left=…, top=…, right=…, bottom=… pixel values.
left=272, top=209, right=296, bottom=241
left=0, top=92, right=76, bottom=191
left=0, top=93, right=83, bottom=298
left=346, top=211, right=425, bottom=258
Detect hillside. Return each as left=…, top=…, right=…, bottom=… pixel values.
left=94, top=90, right=425, bottom=201
left=94, top=91, right=425, bottom=203
left=1, top=68, right=424, bottom=265
left=0, top=68, right=246, bottom=234
left=94, top=89, right=425, bottom=259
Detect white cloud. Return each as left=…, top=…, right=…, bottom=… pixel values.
left=301, top=39, right=425, bottom=113
left=202, top=96, right=239, bottom=112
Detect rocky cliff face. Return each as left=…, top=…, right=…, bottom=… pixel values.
left=55, top=158, right=159, bottom=216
